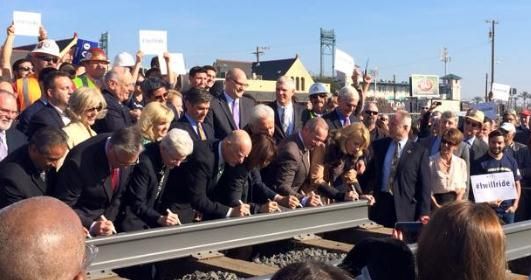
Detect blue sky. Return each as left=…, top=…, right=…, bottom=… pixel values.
left=2, top=0, right=531, bottom=100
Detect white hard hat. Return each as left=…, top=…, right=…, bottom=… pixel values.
left=309, top=82, right=328, bottom=96
left=113, top=52, right=135, bottom=67
left=31, top=39, right=60, bottom=57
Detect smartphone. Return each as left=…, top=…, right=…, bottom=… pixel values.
left=394, top=221, right=423, bottom=243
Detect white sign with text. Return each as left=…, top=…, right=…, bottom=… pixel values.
left=491, top=83, right=511, bottom=101
left=159, top=53, right=187, bottom=76
left=471, top=172, right=517, bottom=203
left=139, top=30, right=167, bottom=55
left=13, top=11, right=41, bottom=37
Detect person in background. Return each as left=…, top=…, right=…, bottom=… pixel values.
left=417, top=201, right=506, bottom=280
left=173, top=88, right=213, bottom=141
left=72, top=48, right=109, bottom=89
left=480, top=116, right=495, bottom=144
left=271, top=261, right=351, bottom=280
left=167, top=89, right=183, bottom=119
left=62, top=87, right=107, bottom=149
left=269, top=76, right=306, bottom=143
left=323, top=86, right=363, bottom=130
left=203, top=65, right=217, bottom=89
left=127, top=70, right=145, bottom=123
left=137, top=102, right=174, bottom=144
left=363, top=102, right=388, bottom=142
left=0, top=90, right=25, bottom=160
left=499, top=122, right=526, bottom=160
left=11, top=58, right=34, bottom=80
left=302, top=83, right=329, bottom=124
left=515, top=109, right=530, bottom=145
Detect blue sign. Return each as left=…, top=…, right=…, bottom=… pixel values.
left=73, top=39, right=99, bottom=65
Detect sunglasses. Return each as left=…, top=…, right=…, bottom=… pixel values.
left=86, top=105, right=103, bottom=113
left=365, top=110, right=379, bottom=116
left=36, top=55, right=59, bottom=63
left=153, top=92, right=169, bottom=101
left=310, top=94, right=327, bottom=99
left=441, top=139, right=459, bottom=146
left=18, top=66, right=33, bottom=72
left=422, top=107, right=429, bottom=110
left=380, top=117, right=388, bottom=121
left=465, top=120, right=481, bottom=128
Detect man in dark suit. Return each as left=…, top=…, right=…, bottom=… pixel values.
left=27, top=71, right=73, bottom=138
left=93, top=67, right=133, bottom=133
left=161, top=130, right=252, bottom=223
left=323, top=85, right=364, bottom=130
left=205, top=68, right=256, bottom=139
left=0, top=127, right=68, bottom=208
left=0, top=91, right=26, bottom=161
left=268, top=76, right=305, bottom=143
left=172, top=88, right=214, bottom=141
left=53, top=127, right=143, bottom=236
left=264, top=117, right=328, bottom=207
left=117, top=128, right=193, bottom=232
left=367, top=110, right=431, bottom=228
left=463, top=109, right=488, bottom=162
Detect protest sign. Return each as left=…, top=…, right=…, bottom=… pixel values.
left=334, top=48, right=355, bottom=75
left=470, top=171, right=517, bottom=203
left=491, top=83, right=510, bottom=101
left=473, top=102, right=497, bottom=120
left=72, top=39, right=99, bottom=65
left=139, top=30, right=167, bottom=55
left=159, top=53, right=186, bottom=75
left=13, top=11, right=41, bottom=37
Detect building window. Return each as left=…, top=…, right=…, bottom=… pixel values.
left=301, top=77, right=305, bottom=91
left=296, top=77, right=300, bottom=91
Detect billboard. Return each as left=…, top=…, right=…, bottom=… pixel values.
left=410, top=74, right=439, bottom=97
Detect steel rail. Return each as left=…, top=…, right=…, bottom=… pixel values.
left=87, top=201, right=369, bottom=273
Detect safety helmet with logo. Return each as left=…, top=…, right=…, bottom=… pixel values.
left=31, top=39, right=60, bottom=57
left=309, top=82, right=328, bottom=96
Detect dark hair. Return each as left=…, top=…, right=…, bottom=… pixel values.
left=185, top=88, right=211, bottom=105
left=110, top=127, right=143, bottom=155
left=141, top=76, right=168, bottom=99
left=150, top=57, right=160, bottom=69
left=42, top=70, right=71, bottom=93
left=189, top=66, right=207, bottom=78
left=12, top=58, right=32, bottom=72
left=38, top=68, right=59, bottom=85
left=29, top=127, right=68, bottom=154
left=246, top=134, right=277, bottom=170
left=202, top=65, right=216, bottom=73
left=145, top=68, right=162, bottom=79
left=59, top=63, right=76, bottom=79
left=441, top=127, right=463, bottom=146
left=271, top=261, right=351, bottom=280
left=488, top=129, right=505, bottom=140
left=483, top=116, right=492, bottom=124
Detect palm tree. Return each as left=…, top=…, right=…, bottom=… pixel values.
left=472, top=96, right=483, bottom=104
left=519, top=91, right=529, bottom=108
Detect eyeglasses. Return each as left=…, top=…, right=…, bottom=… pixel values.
left=82, top=243, right=99, bottom=270
left=86, top=105, right=103, bottom=113
left=365, top=110, right=379, bottom=116
left=36, top=55, right=59, bottom=64
left=231, top=79, right=248, bottom=87
left=0, top=107, right=19, bottom=117
left=465, top=120, right=481, bottom=128
left=310, top=93, right=327, bottom=99
left=18, top=66, right=33, bottom=72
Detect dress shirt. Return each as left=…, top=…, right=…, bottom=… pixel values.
left=277, top=102, right=294, bottom=135
left=50, top=103, right=71, bottom=126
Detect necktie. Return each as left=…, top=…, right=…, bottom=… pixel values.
left=232, top=99, right=240, bottom=129
left=111, top=168, right=120, bottom=192
left=387, top=142, right=400, bottom=194
left=281, top=107, right=290, bottom=134
left=0, top=134, right=7, bottom=162
left=344, top=116, right=351, bottom=127
left=39, top=171, right=47, bottom=183
left=197, top=122, right=207, bottom=140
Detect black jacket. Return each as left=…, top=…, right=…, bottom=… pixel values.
left=93, top=89, right=132, bottom=133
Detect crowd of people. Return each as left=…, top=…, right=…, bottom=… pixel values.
left=0, top=25, right=530, bottom=279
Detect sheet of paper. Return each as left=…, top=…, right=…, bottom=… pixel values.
left=159, top=53, right=186, bottom=75
left=139, top=30, right=167, bottom=55
left=13, top=11, right=41, bottom=37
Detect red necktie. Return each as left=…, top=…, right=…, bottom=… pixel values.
left=111, top=168, right=120, bottom=192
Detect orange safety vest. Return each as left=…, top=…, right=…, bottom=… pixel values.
left=15, top=75, right=41, bottom=111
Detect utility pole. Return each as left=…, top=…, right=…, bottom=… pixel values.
left=251, top=46, right=269, bottom=63
left=485, top=73, right=489, bottom=101
left=486, top=20, right=498, bottom=91
left=440, top=48, right=451, bottom=76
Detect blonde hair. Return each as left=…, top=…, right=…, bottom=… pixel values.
left=65, top=87, right=107, bottom=122
left=334, top=123, right=370, bottom=157
left=137, top=102, right=175, bottom=142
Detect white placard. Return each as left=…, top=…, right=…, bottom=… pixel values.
left=139, top=30, right=167, bottom=55
left=471, top=172, right=517, bottom=203
left=13, top=11, right=41, bottom=37
left=491, top=83, right=510, bottom=101
left=334, top=48, right=355, bottom=75
left=158, top=53, right=187, bottom=75
left=473, top=102, right=497, bottom=120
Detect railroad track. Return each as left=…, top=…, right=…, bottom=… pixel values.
left=86, top=201, right=531, bottom=279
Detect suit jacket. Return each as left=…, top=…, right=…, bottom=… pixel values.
left=6, top=126, right=27, bottom=154
left=0, top=145, right=56, bottom=208
left=268, top=102, right=305, bottom=143
left=367, top=137, right=431, bottom=226
left=469, top=137, right=488, bottom=162
left=264, top=133, right=309, bottom=200
left=62, top=121, right=97, bottom=149
left=161, top=141, right=247, bottom=222
left=16, top=99, right=46, bottom=135
left=322, top=109, right=359, bottom=131
left=53, top=134, right=132, bottom=228
left=93, top=89, right=132, bottom=133
left=117, top=143, right=169, bottom=231
left=205, top=93, right=256, bottom=139
left=172, top=115, right=215, bottom=141
left=26, top=103, right=66, bottom=138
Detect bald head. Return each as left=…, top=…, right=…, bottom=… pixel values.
left=301, top=117, right=328, bottom=150
left=225, top=68, right=248, bottom=98
left=0, top=197, right=85, bottom=280
left=222, top=130, right=252, bottom=166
